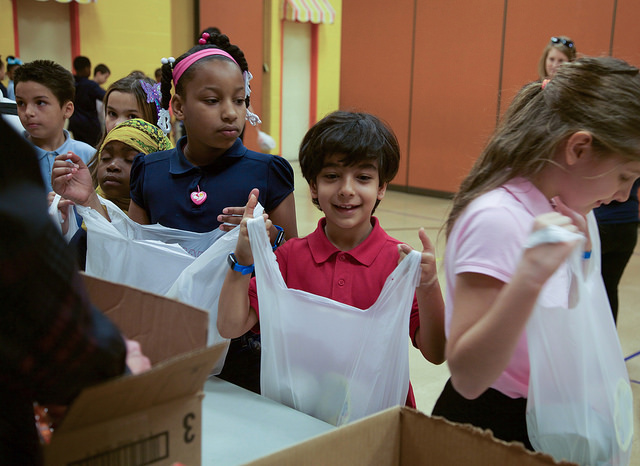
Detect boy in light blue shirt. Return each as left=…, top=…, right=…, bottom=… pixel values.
left=14, top=60, right=95, bottom=194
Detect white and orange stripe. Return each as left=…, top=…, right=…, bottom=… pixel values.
left=282, top=0, right=336, bottom=24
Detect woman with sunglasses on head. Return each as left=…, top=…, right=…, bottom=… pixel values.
left=537, top=36, right=576, bottom=79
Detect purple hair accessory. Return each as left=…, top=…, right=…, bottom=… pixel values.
left=140, top=80, right=162, bottom=104
left=139, top=79, right=170, bottom=134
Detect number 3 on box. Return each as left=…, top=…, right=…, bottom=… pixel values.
left=183, top=412, right=196, bottom=443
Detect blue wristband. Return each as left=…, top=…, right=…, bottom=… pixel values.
left=272, top=225, right=285, bottom=251
left=227, top=253, right=255, bottom=275
left=583, top=250, right=592, bottom=260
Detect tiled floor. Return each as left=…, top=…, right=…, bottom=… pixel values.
left=289, top=160, right=640, bottom=462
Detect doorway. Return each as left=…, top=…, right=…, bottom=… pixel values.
left=281, top=20, right=311, bottom=162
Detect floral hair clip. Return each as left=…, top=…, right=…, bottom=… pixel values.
left=243, top=70, right=253, bottom=98
left=140, top=79, right=171, bottom=135
left=242, top=70, right=261, bottom=126
left=152, top=57, right=175, bottom=135
left=541, top=78, right=551, bottom=90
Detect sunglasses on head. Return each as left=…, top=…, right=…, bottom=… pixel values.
left=551, top=37, right=574, bottom=48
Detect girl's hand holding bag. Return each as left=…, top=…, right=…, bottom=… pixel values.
left=525, top=213, right=633, bottom=466
left=48, top=193, right=79, bottom=243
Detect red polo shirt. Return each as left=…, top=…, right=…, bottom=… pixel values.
left=249, top=217, right=420, bottom=408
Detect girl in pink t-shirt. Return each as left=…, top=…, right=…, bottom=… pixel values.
left=432, top=57, right=640, bottom=449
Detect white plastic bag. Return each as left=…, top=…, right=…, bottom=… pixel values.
left=247, top=216, right=421, bottom=426
left=164, top=203, right=262, bottom=347
left=79, top=199, right=224, bottom=294
left=526, top=213, right=634, bottom=466
left=79, top=199, right=264, bottom=374
left=48, top=193, right=79, bottom=243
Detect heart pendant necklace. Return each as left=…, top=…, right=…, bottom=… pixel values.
left=190, top=185, right=207, bottom=205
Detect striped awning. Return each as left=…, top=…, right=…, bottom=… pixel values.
left=282, top=0, right=335, bottom=24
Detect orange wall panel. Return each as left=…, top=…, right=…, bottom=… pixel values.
left=408, top=1, right=504, bottom=193
left=340, top=0, right=415, bottom=187
left=611, top=0, right=640, bottom=67
left=340, top=1, right=629, bottom=194
left=500, top=0, right=615, bottom=116
left=198, top=1, right=264, bottom=152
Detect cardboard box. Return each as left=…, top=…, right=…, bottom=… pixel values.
left=247, top=406, right=577, bottom=465
left=44, top=274, right=226, bottom=466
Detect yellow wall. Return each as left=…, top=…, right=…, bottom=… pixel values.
left=171, top=0, right=196, bottom=60
left=264, top=0, right=342, bottom=150
left=78, top=0, right=173, bottom=88
left=1, top=0, right=16, bottom=88
left=264, top=0, right=282, bottom=142
left=315, top=0, right=341, bottom=121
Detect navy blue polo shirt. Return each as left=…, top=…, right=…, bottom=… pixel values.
left=130, top=137, right=294, bottom=232
left=594, top=179, right=640, bottom=225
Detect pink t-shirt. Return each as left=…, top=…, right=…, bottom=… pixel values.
left=249, top=216, right=421, bottom=407
left=444, top=178, right=571, bottom=398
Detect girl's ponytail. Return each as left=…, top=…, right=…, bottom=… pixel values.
left=160, top=57, right=174, bottom=113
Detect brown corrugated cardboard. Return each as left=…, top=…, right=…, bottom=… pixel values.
left=247, top=406, right=577, bottom=465
left=83, top=273, right=209, bottom=365
left=44, top=275, right=226, bottom=466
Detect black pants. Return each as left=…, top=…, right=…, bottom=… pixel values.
left=598, top=221, right=638, bottom=323
left=217, top=331, right=261, bottom=394
left=432, top=378, right=533, bottom=450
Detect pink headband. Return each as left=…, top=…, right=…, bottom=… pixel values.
left=172, top=49, right=239, bottom=85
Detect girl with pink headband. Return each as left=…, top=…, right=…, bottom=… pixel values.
left=128, top=32, right=299, bottom=394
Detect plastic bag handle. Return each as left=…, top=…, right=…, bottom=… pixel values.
left=47, top=193, right=64, bottom=231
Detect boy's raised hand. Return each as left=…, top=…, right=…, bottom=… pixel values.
left=51, top=151, right=94, bottom=206
left=398, top=227, right=439, bottom=289
left=234, top=188, right=272, bottom=266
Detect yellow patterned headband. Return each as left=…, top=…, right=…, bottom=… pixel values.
left=99, top=118, right=173, bottom=159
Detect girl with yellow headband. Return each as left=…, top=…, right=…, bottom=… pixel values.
left=51, top=118, right=172, bottom=266
left=93, top=118, right=172, bottom=213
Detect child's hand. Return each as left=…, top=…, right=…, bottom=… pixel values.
left=235, top=188, right=271, bottom=266
left=221, top=192, right=281, bottom=242
left=48, top=191, right=75, bottom=235
left=398, top=227, right=439, bottom=289
left=125, top=338, right=151, bottom=375
left=218, top=206, right=245, bottom=232
left=551, top=196, right=591, bottom=253
left=521, top=211, right=581, bottom=287
left=51, top=152, right=94, bottom=206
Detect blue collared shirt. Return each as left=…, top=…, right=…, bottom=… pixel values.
left=25, top=129, right=96, bottom=193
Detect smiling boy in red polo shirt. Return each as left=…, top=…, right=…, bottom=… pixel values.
left=218, top=111, right=445, bottom=410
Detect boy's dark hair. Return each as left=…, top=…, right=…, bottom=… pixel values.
left=93, top=63, right=110, bottom=76
left=73, top=56, right=91, bottom=76
left=13, top=60, right=75, bottom=106
left=299, top=111, right=400, bottom=211
left=160, top=32, right=250, bottom=112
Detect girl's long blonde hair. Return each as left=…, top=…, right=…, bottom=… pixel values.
left=447, top=56, right=640, bottom=237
